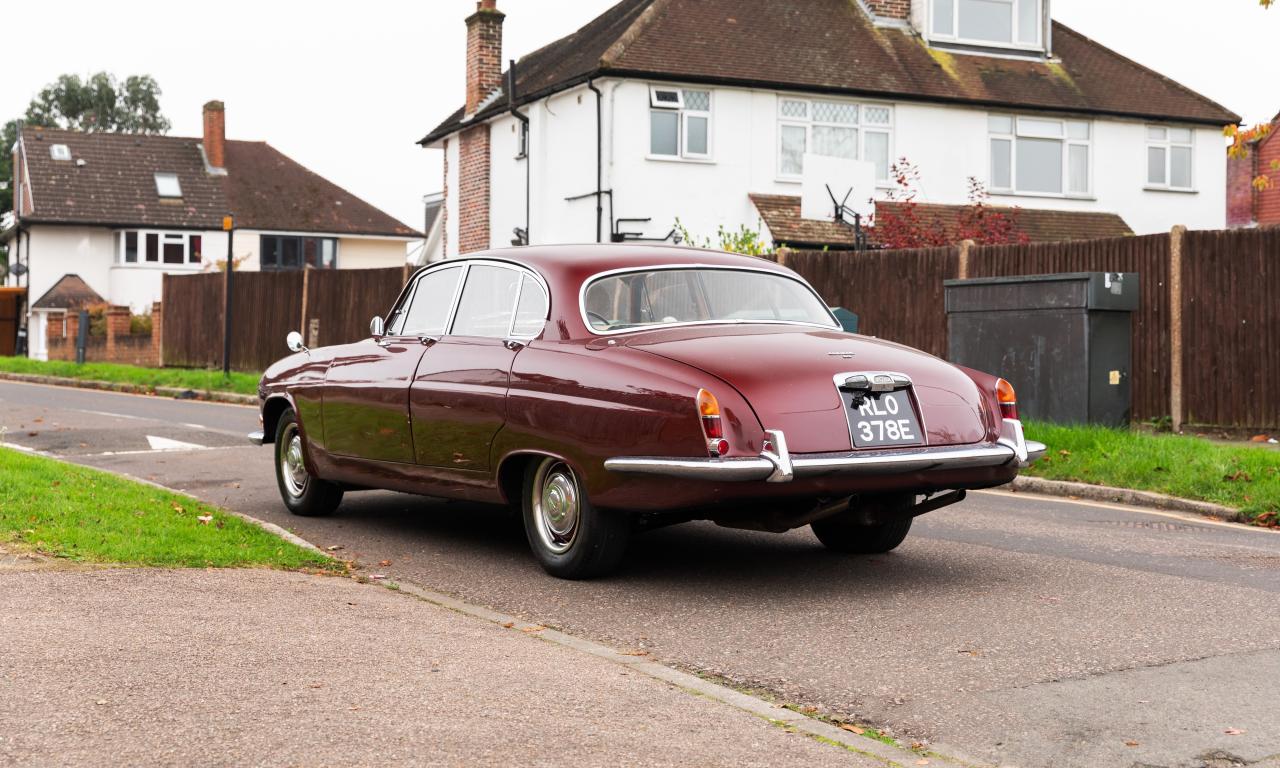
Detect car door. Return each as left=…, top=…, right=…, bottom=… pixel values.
left=322, top=265, right=464, bottom=463
left=410, top=263, right=549, bottom=471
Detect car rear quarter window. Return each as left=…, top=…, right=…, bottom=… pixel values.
left=511, top=275, right=548, bottom=337
left=451, top=265, right=522, bottom=338
left=394, top=266, right=462, bottom=336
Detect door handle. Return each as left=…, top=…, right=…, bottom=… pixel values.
left=418, top=336, right=438, bottom=347
left=376, top=339, right=393, bottom=348
left=503, top=339, right=526, bottom=351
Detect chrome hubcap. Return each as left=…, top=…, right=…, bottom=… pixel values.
left=534, top=460, right=580, bottom=554
left=280, top=426, right=309, bottom=498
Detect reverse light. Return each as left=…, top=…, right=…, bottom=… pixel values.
left=996, top=378, right=1018, bottom=421
left=696, top=388, right=728, bottom=455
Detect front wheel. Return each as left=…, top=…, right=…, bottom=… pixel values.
left=522, top=457, right=629, bottom=579
left=811, top=494, right=914, bottom=554
left=274, top=408, right=343, bottom=517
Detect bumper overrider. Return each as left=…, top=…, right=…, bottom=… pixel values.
left=604, top=419, right=1046, bottom=484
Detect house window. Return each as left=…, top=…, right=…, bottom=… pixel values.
left=931, top=0, right=1042, bottom=49
left=154, top=173, right=182, bottom=198
left=777, top=98, right=893, bottom=183
left=50, top=144, right=72, bottom=161
left=988, top=115, right=1091, bottom=197
left=260, top=235, right=338, bottom=270
left=649, top=86, right=712, bottom=160
left=516, top=121, right=529, bottom=160
left=115, top=230, right=204, bottom=266
left=1146, top=126, right=1194, bottom=190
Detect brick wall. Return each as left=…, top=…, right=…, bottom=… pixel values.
left=1257, top=133, right=1280, bottom=227
left=466, top=1, right=505, bottom=115
left=46, top=305, right=160, bottom=367
left=458, top=125, right=492, bottom=253
left=442, top=138, right=450, bottom=257
left=1226, top=149, right=1257, bottom=228
left=865, top=0, right=911, bottom=20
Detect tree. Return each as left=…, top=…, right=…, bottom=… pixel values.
left=872, top=159, right=1029, bottom=249
left=1228, top=1, right=1277, bottom=189
left=1, top=73, right=170, bottom=213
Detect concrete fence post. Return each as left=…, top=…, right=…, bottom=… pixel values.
left=151, top=302, right=164, bottom=368
left=775, top=246, right=791, bottom=267
left=299, top=268, right=311, bottom=338
left=1169, top=225, right=1187, bottom=432
left=957, top=239, right=975, bottom=280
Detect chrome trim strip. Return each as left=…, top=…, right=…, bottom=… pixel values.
left=248, top=430, right=265, bottom=446
left=392, top=258, right=551, bottom=341
left=578, top=263, right=841, bottom=337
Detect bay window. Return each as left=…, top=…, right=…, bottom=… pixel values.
left=931, top=0, right=1043, bottom=49
left=115, top=230, right=203, bottom=267
left=649, top=86, right=712, bottom=160
left=777, top=98, right=893, bottom=183
left=989, top=115, right=1091, bottom=197
left=1146, top=126, right=1195, bottom=191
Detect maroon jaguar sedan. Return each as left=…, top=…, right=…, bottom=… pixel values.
left=251, top=245, right=1044, bottom=579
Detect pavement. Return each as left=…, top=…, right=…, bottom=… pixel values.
left=4, top=379, right=1280, bottom=768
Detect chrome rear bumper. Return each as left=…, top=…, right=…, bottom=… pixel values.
left=248, top=431, right=265, bottom=446
left=604, top=419, right=1046, bottom=484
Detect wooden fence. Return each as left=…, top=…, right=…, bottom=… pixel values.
left=778, top=226, right=1280, bottom=431
left=162, top=266, right=408, bottom=371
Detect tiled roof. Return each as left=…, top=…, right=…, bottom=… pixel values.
left=422, top=0, right=1239, bottom=144
left=30, top=274, right=106, bottom=310
left=19, top=127, right=419, bottom=238
left=750, top=194, right=1133, bottom=248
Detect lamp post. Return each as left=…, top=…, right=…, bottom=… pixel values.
left=222, top=215, right=234, bottom=376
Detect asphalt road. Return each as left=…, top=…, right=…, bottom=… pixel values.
left=5, top=380, right=1280, bottom=768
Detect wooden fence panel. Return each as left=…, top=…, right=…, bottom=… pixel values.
left=161, top=272, right=227, bottom=369
left=230, top=272, right=304, bottom=371
left=302, top=267, right=408, bottom=348
left=784, top=247, right=959, bottom=358
left=966, top=234, right=1172, bottom=422
left=1182, top=228, right=1280, bottom=430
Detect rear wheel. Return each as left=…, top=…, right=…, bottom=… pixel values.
left=811, top=494, right=914, bottom=554
left=522, top=457, right=629, bottom=579
left=274, top=409, right=343, bottom=517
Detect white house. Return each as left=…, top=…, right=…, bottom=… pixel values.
left=4, top=101, right=422, bottom=359
left=421, top=0, right=1238, bottom=256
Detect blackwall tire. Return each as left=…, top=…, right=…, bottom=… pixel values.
left=811, top=495, right=914, bottom=554
left=522, top=457, right=629, bottom=579
left=274, top=408, right=343, bottom=517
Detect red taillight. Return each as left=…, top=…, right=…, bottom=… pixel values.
left=996, top=378, right=1018, bottom=420
left=696, top=389, right=728, bottom=455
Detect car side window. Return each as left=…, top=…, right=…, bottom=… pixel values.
left=451, top=265, right=522, bottom=338
left=511, top=275, right=548, bottom=338
left=392, top=266, right=462, bottom=336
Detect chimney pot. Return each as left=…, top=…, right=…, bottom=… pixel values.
left=202, top=100, right=226, bottom=170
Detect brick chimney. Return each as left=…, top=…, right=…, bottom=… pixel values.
left=865, top=0, right=910, bottom=21
left=466, top=0, right=505, bottom=116
left=202, top=101, right=226, bottom=170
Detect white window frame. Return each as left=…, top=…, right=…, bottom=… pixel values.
left=776, top=97, right=894, bottom=185
left=988, top=114, right=1093, bottom=199
left=1145, top=125, right=1196, bottom=192
left=154, top=173, right=183, bottom=199
left=648, top=85, right=713, bottom=162
left=49, top=144, right=72, bottom=161
left=114, top=229, right=205, bottom=269
left=928, top=0, right=1044, bottom=52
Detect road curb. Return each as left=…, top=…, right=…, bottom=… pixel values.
left=1008, top=476, right=1248, bottom=524
left=0, top=372, right=257, bottom=406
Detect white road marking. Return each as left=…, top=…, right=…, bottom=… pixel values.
left=146, top=435, right=207, bottom=452
left=85, top=445, right=243, bottom=458
left=975, top=489, right=1276, bottom=534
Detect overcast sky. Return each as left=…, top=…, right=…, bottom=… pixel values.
left=5, top=1, right=1275, bottom=229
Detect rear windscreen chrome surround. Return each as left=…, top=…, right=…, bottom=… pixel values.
left=578, top=264, right=841, bottom=337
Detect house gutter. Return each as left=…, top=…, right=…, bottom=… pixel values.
left=588, top=79, right=604, bottom=243
left=507, top=60, right=531, bottom=245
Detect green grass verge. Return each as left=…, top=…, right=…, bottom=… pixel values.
left=1023, top=421, right=1280, bottom=523
left=0, top=357, right=259, bottom=396
left=0, top=447, right=335, bottom=569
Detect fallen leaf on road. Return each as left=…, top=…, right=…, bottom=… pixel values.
left=520, top=625, right=547, bottom=633
left=308, top=683, right=323, bottom=689
left=1250, top=434, right=1270, bottom=442
left=620, top=649, right=650, bottom=657
left=1224, top=470, right=1253, bottom=482
left=799, top=705, right=818, bottom=714
left=369, top=574, right=387, bottom=580
left=916, top=760, right=930, bottom=766
left=27, top=431, right=38, bottom=437
left=1124, top=740, right=1139, bottom=747
left=501, top=622, right=515, bottom=629
left=196, top=515, right=213, bottom=525
left=838, top=724, right=865, bottom=735
left=1224, top=728, right=1246, bottom=735
left=1058, top=449, right=1071, bottom=456
left=378, top=560, right=392, bottom=567
left=95, top=699, right=108, bottom=706
left=326, top=545, right=344, bottom=551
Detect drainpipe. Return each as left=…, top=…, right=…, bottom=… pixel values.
left=588, top=79, right=604, bottom=243
left=507, top=60, right=531, bottom=245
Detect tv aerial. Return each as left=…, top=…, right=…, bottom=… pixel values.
left=826, top=184, right=869, bottom=251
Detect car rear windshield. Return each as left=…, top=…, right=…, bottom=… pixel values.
left=582, top=268, right=836, bottom=333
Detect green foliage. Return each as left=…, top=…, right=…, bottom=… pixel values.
left=129, top=313, right=153, bottom=335
left=2, top=73, right=170, bottom=214
left=1023, top=420, right=1280, bottom=523
left=675, top=219, right=775, bottom=256
left=0, top=447, right=335, bottom=569
left=0, top=356, right=260, bottom=395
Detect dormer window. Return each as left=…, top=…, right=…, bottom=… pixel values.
left=50, top=144, right=72, bottom=161
left=930, top=0, right=1043, bottom=50
left=154, top=173, right=182, bottom=199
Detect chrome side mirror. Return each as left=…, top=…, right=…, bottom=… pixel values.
left=369, top=315, right=385, bottom=338
left=286, top=331, right=308, bottom=354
